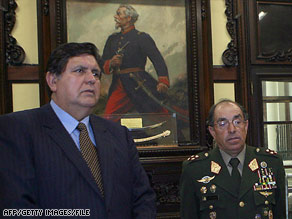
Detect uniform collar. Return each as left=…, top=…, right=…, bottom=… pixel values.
left=219, top=144, right=246, bottom=167
left=121, top=25, right=135, bottom=34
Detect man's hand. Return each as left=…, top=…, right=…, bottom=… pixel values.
left=157, top=82, right=168, bottom=93
left=110, top=54, right=123, bottom=67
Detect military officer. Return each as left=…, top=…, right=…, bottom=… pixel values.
left=180, top=99, right=286, bottom=219
left=102, top=4, right=169, bottom=116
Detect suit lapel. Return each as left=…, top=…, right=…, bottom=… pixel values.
left=239, top=146, right=259, bottom=198
left=210, top=147, right=239, bottom=197
left=41, top=104, right=101, bottom=196
left=90, top=116, right=115, bottom=207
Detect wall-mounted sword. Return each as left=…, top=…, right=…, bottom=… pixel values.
left=128, top=121, right=166, bottom=132
left=134, top=130, right=171, bottom=143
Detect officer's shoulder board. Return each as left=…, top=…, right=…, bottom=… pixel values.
left=185, top=151, right=209, bottom=164
left=137, top=31, right=145, bottom=35
left=254, top=147, right=279, bottom=158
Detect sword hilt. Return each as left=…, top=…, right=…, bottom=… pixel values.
left=133, top=77, right=146, bottom=90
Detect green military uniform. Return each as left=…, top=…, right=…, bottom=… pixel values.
left=180, top=145, right=286, bottom=219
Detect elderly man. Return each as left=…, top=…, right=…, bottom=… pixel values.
left=180, top=99, right=286, bottom=219
left=102, top=4, right=169, bottom=116
left=0, top=42, right=156, bottom=218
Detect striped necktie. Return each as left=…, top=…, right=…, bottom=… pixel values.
left=77, top=122, right=104, bottom=197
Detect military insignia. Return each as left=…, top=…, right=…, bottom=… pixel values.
left=253, top=168, right=277, bottom=191
left=197, top=175, right=215, bottom=184
left=259, top=191, right=273, bottom=198
left=187, top=154, right=199, bottom=161
left=209, top=211, right=216, bottom=219
left=260, top=161, right=267, bottom=168
left=248, top=158, right=259, bottom=172
left=200, top=186, right=207, bottom=194
left=210, top=184, right=216, bottom=193
left=211, top=161, right=221, bottom=174
left=266, top=149, right=277, bottom=155
left=268, top=210, right=273, bottom=219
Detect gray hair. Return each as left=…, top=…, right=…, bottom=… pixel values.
left=206, top=99, right=248, bottom=127
left=119, top=4, right=139, bottom=24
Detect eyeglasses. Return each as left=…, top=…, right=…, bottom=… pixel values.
left=214, top=118, right=246, bottom=130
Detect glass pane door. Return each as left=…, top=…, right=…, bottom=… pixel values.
left=262, top=81, right=292, bottom=161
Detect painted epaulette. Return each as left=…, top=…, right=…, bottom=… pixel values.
left=255, top=147, right=278, bottom=157
left=137, top=31, right=145, bottom=35
left=186, top=152, right=209, bottom=163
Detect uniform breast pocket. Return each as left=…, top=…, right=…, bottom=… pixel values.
left=199, top=195, right=224, bottom=211
left=254, top=190, right=276, bottom=206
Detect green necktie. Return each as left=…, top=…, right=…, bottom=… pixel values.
left=229, top=158, right=241, bottom=195
left=77, top=122, right=104, bottom=197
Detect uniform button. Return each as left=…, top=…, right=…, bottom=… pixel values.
left=210, top=184, right=216, bottom=193
left=264, top=210, right=268, bottom=216
left=265, top=200, right=269, bottom=205
left=209, top=205, right=214, bottom=210
left=200, top=186, right=207, bottom=194
left=239, top=201, right=245, bottom=207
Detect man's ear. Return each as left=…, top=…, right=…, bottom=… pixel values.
left=46, top=71, right=58, bottom=92
left=208, top=126, right=216, bottom=139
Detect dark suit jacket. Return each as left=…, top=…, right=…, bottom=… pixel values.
left=0, top=104, right=156, bottom=218
left=180, top=145, right=286, bottom=219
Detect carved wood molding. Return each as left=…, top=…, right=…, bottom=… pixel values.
left=249, top=0, right=292, bottom=64
left=258, top=51, right=292, bottom=63
left=43, top=0, right=49, bottom=16
left=222, top=0, right=238, bottom=66
left=55, top=0, right=65, bottom=46
left=154, top=182, right=180, bottom=205
left=201, top=0, right=207, bottom=19
left=5, top=0, right=25, bottom=65
left=189, top=0, right=200, bottom=145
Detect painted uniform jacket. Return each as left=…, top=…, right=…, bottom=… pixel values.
left=180, top=145, right=286, bottom=219
left=102, top=28, right=169, bottom=113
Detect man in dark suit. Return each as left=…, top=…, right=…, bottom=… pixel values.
left=180, top=99, right=286, bottom=219
left=0, top=42, right=156, bottom=218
